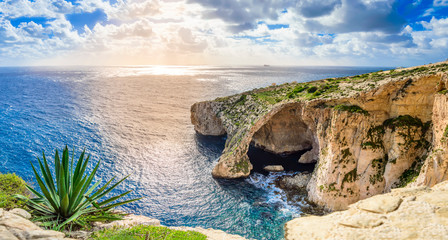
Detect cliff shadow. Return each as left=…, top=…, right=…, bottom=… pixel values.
left=194, top=133, right=227, bottom=162
left=247, top=145, right=315, bottom=174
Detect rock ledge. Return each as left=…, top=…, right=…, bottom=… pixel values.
left=285, top=180, right=448, bottom=240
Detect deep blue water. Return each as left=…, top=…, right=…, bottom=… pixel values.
left=0, top=65, right=384, bottom=239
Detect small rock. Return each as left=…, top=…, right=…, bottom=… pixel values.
left=9, top=209, right=31, bottom=219
left=278, top=173, right=311, bottom=189
left=358, top=195, right=402, bottom=214
left=263, top=165, right=284, bottom=172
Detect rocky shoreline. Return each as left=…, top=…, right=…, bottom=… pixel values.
left=0, top=208, right=247, bottom=240
left=191, top=61, right=448, bottom=211
left=3, top=180, right=447, bottom=240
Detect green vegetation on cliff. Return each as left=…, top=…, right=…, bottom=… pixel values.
left=333, top=104, right=369, bottom=115
left=362, top=115, right=430, bottom=151
left=0, top=173, right=30, bottom=209
left=395, top=157, right=425, bottom=188
left=217, top=62, right=448, bottom=119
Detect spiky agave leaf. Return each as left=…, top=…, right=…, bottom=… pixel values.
left=15, top=146, right=141, bottom=230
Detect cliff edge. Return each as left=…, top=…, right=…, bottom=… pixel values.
left=191, top=61, right=448, bottom=210
left=285, top=180, right=448, bottom=240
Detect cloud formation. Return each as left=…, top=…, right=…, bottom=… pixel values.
left=0, top=0, right=447, bottom=66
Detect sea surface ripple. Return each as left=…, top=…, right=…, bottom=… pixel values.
left=0, top=65, right=383, bottom=239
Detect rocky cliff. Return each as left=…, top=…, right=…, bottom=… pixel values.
left=285, top=180, right=448, bottom=240
left=191, top=61, right=448, bottom=210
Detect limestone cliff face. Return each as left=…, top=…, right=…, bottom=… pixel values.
left=190, top=101, right=226, bottom=136
left=285, top=180, right=448, bottom=240
left=415, top=87, right=448, bottom=186
left=191, top=62, right=448, bottom=210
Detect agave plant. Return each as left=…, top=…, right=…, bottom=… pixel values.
left=16, top=146, right=140, bottom=230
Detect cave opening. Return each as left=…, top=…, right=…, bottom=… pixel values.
left=247, top=107, right=318, bottom=174
left=247, top=145, right=316, bottom=174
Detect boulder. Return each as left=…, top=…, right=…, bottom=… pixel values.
left=263, top=165, right=284, bottom=172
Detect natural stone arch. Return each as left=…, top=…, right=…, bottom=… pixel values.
left=248, top=104, right=320, bottom=172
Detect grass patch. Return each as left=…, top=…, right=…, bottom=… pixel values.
left=252, top=90, right=283, bottom=104
left=91, top=225, right=207, bottom=240
left=287, top=85, right=308, bottom=98
left=0, top=173, right=30, bottom=209
left=333, top=104, right=369, bottom=115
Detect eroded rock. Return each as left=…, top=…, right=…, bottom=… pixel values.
left=357, top=195, right=402, bottom=214
left=276, top=172, right=311, bottom=190
left=285, top=180, right=448, bottom=240
left=0, top=225, right=19, bottom=240
left=0, top=208, right=73, bottom=240
left=263, top=165, right=284, bottom=172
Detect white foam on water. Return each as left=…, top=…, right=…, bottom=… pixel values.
left=246, top=172, right=303, bottom=218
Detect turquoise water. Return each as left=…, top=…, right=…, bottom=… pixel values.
left=0, top=65, right=383, bottom=239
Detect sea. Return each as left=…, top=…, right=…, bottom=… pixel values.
left=0, top=65, right=384, bottom=240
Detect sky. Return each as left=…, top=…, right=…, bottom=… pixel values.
left=0, top=0, right=447, bottom=67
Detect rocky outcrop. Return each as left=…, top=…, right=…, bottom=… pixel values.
left=415, top=92, right=448, bottom=186
left=0, top=208, right=73, bottom=240
left=284, top=180, right=448, bottom=240
left=0, top=208, right=247, bottom=240
left=191, top=101, right=226, bottom=136
left=191, top=61, right=448, bottom=210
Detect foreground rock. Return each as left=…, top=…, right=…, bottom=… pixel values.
left=0, top=208, right=73, bottom=240
left=1, top=208, right=247, bottom=240
left=285, top=180, right=448, bottom=240
left=191, top=61, right=448, bottom=210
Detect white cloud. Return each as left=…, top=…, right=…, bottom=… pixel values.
left=434, top=0, right=448, bottom=7
left=0, top=0, right=447, bottom=66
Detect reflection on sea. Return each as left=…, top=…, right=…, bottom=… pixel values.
left=0, top=65, right=383, bottom=239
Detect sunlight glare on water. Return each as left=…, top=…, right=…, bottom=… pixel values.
left=0, top=65, right=383, bottom=239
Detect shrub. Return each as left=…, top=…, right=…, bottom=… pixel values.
left=16, top=146, right=140, bottom=230
left=307, top=86, right=318, bottom=93
left=91, top=225, right=207, bottom=240
left=333, top=105, right=369, bottom=115
left=0, top=173, right=30, bottom=209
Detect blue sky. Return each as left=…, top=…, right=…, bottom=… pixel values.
left=0, top=0, right=447, bottom=66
